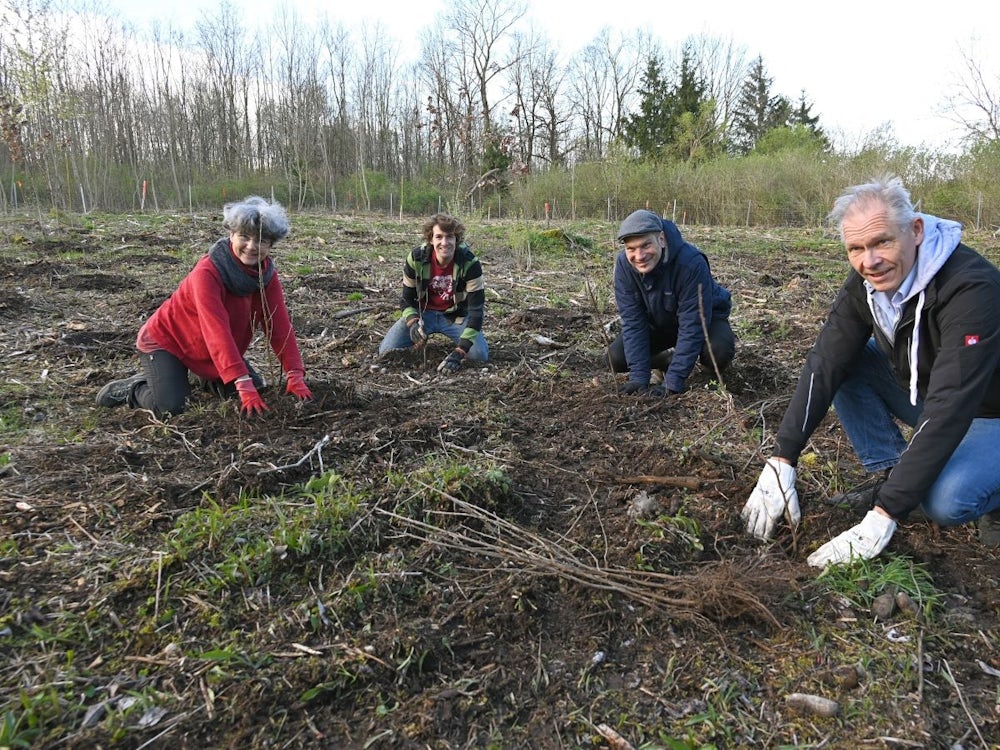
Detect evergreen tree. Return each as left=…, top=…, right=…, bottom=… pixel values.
left=622, top=55, right=673, bottom=159
left=622, top=44, right=711, bottom=162
left=731, top=55, right=790, bottom=154
left=671, top=44, right=707, bottom=123
left=788, top=90, right=830, bottom=150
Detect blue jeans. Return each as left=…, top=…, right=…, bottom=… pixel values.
left=833, top=338, right=1000, bottom=525
left=378, top=311, right=489, bottom=362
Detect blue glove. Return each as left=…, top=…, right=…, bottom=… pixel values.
left=437, top=348, right=466, bottom=374
left=648, top=385, right=678, bottom=398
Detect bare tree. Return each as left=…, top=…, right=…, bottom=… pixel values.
left=566, top=27, right=650, bottom=160
left=418, top=24, right=466, bottom=172
left=70, top=9, right=151, bottom=207
left=945, top=44, right=1000, bottom=143
left=195, top=0, right=258, bottom=174
left=318, top=19, right=353, bottom=207
left=505, top=28, right=567, bottom=170
left=147, top=24, right=195, bottom=205
left=396, top=63, right=427, bottom=181
left=352, top=22, right=400, bottom=182
left=417, top=0, right=527, bottom=187
left=684, top=33, right=749, bottom=145
left=445, top=0, right=526, bottom=135
left=262, top=6, right=329, bottom=208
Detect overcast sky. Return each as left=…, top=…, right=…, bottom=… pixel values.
left=103, top=0, right=997, bottom=152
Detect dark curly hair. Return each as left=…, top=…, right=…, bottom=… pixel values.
left=421, top=213, right=465, bottom=245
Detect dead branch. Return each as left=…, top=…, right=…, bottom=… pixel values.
left=378, top=483, right=781, bottom=627
left=259, top=433, right=331, bottom=474
left=463, top=168, right=501, bottom=199
left=329, top=305, right=377, bottom=320
left=596, top=724, right=635, bottom=750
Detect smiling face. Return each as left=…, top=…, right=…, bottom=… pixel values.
left=843, top=203, right=923, bottom=294
left=431, top=224, right=457, bottom=265
left=622, top=231, right=665, bottom=274
left=230, top=230, right=273, bottom=267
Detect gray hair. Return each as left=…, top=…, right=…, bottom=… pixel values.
left=827, top=174, right=917, bottom=241
left=223, top=196, right=289, bottom=242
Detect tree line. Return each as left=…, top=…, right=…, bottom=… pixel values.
left=1, top=0, right=997, bottom=220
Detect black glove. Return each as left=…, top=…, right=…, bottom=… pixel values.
left=617, top=381, right=650, bottom=395
left=438, top=348, right=466, bottom=374
left=648, top=384, right=678, bottom=398
left=408, top=318, right=428, bottom=347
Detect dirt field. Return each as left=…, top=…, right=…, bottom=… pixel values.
left=1, top=211, right=998, bottom=749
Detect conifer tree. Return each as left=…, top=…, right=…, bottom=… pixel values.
left=623, top=45, right=710, bottom=161
left=622, top=55, right=673, bottom=158
left=730, top=55, right=790, bottom=154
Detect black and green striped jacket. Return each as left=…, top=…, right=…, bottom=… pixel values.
left=399, top=242, right=485, bottom=351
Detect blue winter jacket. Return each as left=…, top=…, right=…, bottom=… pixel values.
left=614, top=219, right=732, bottom=393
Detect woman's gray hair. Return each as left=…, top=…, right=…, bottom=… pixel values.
left=828, top=174, right=917, bottom=241
left=223, top=196, right=290, bottom=242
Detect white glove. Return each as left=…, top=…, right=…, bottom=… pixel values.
left=807, top=509, right=897, bottom=568
left=741, top=458, right=800, bottom=539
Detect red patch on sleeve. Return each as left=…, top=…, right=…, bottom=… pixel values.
left=965, top=334, right=980, bottom=346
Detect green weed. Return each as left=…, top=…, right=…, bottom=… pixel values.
left=0, top=690, right=61, bottom=748
left=816, top=555, right=943, bottom=617
left=166, top=472, right=364, bottom=591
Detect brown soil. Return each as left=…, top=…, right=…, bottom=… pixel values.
left=1, top=215, right=998, bottom=749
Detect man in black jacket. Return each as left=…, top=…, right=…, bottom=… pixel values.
left=741, top=174, right=1000, bottom=566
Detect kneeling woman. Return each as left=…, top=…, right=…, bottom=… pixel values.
left=96, top=196, right=312, bottom=416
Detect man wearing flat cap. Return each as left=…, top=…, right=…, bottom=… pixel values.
left=608, top=209, right=735, bottom=396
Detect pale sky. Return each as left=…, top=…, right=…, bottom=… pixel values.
left=103, top=0, right=996, bottom=152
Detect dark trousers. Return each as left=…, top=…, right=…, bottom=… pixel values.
left=132, top=350, right=190, bottom=416
left=607, top=317, right=736, bottom=375
left=131, top=349, right=263, bottom=416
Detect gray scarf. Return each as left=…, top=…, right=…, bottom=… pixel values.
left=208, top=237, right=275, bottom=296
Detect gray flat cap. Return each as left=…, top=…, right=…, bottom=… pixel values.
left=617, top=209, right=664, bottom=241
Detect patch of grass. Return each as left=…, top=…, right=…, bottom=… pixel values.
left=0, top=692, right=53, bottom=749
left=634, top=510, right=704, bottom=569
left=166, top=471, right=365, bottom=591
left=816, top=555, right=943, bottom=617
left=0, top=406, right=29, bottom=438
left=508, top=225, right=597, bottom=271
left=410, top=462, right=518, bottom=514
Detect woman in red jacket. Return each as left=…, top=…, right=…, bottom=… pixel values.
left=96, top=196, right=312, bottom=416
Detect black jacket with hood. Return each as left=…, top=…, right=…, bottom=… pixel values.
left=774, top=214, right=1000, bottom=519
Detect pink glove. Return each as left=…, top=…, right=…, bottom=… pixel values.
left=235, top=377, right=269, bottom=415
left=285, top=370, right=313, bottom=401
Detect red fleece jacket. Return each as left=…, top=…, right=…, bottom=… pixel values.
left=137, top=255, right=304, bottom=383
